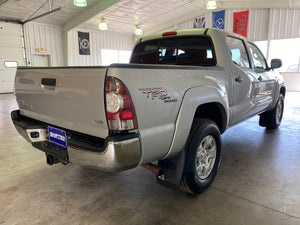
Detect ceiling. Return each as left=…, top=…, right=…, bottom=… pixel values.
left=1, top=0, right=300, bottom=35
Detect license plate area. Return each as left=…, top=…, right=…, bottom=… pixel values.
left=48, top=126, right=67, bottom=148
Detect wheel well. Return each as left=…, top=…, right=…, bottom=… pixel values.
left=280, top=86, right=286, bottom=98
left=194, top=103, right=227, bottom=134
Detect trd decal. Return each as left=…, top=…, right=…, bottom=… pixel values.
left=139, top=88, right=177, bottom=103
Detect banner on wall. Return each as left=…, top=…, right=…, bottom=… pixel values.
left=194, top=17, right=206, bottom=28
left=233, top=10, right=249, bottom=37
left=212, top=10, right=225, bottom=30
left=78, top=31, right=90, bottom=55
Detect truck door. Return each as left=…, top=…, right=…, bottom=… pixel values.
left=247, top=42, right=275, bottom=113
left=226, top=36, right=260, bottom=125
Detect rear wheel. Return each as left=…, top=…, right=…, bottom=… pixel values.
left=259, top=94, right=284, bottom=129
left=180, top=119, right=221, bottom=195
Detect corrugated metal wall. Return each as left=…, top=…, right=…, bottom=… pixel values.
left=22, top=9, right=300, bottom=67
left=68, top=29, right=133, bottom=66
left=272, top=8, right=300, bottom=39
left=159, top=8, right=300, bottom=42
left=165, top=9, right=270, bottom=41
left=24, top=23, right=64, bottom=66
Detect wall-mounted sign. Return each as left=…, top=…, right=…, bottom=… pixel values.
left=78, top=31, right=90, bottom=55
left=36, top=47, right=47, bottom=53
left=212, top=10, right=225, bottom=30
left=194, top=17, right=206, bottom=28
left=233, top=10, right=249, bottom=37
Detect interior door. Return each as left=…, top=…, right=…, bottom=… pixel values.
left=33, top=54, right=50, bottom=67
left=0, top=22, right=24, bottom=93
left=226, top=36, right=260, bottom=125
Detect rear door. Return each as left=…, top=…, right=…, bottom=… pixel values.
left=0, top=22, right=24, bottom=93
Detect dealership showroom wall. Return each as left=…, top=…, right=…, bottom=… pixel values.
left=1, top=0, right=300, bottom=224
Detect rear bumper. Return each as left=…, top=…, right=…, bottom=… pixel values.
left=11, top=110, right=141, bottom=172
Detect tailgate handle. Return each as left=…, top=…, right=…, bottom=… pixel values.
left=41, top=78, right=56, bottom=87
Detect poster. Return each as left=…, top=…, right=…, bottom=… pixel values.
left=212, top=10, right=225, bottom=30
left=194, top=17, right=206, bottom=28
left=78, top=31, right=90, bottom=55
left=233, top=10, right=249, bottom=37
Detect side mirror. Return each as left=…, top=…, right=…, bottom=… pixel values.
left=271, top=59, right=282, bottom=70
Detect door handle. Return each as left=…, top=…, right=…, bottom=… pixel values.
left=235, top=76, right=243, bottom=83
left=41, top=78, right=56, bottom=90
left=258, top=76, right=263, bottom=81
left=41, top=78, right=56, bottom=86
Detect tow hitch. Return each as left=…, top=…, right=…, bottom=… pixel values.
left=46, top=154, right=60, bottom=165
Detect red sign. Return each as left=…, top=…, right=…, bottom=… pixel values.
left=233, top=10, right=249, bottom=37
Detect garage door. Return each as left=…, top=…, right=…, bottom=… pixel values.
left=0, top=22, right=24, bottom=93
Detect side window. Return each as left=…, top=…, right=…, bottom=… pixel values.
left=226, top=37, right=250, bottom=68
left=248, top=43, right=267, bottom=70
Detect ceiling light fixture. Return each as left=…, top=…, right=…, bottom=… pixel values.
left=206, top=1, right=217, bottom=10
left=74, top=0, right=87, bottom=7
left=98, top=19, right=108, bottom=30
left=135, top=27, right=143, bottom=36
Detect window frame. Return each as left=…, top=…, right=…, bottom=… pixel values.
left=247, top=42, right=269, bottom=71
left=226, top=36, right=251, bottom=69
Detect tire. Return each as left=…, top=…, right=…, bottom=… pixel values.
left=259, top=94, right=284, bottom=129
left=180, top=119, right=222, bottom=195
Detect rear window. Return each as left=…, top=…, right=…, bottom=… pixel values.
left=130, top=36, right=216, bottom=66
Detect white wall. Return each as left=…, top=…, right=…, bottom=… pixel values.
left=156, top=8, right=300, bottom=42
left=68, top=29, right=134, bottom=66
left=272, top=9, right=300, bottom=39
left=0, top=22, right=24, bottom=93
left=156, top=9, right=269, bottom=41
left=281, top=73, right=300, bottom=92
left=24, top=22, right=64, bottom=66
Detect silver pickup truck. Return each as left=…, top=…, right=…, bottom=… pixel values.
left=11, top=28, right=285, bottom=195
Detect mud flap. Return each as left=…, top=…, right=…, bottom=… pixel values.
left=156, top=150, right=186, bottom=190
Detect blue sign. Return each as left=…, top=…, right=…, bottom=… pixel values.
left=212, top=10, right=225, bottom=30
left=48, top=126, right=67, bottom=148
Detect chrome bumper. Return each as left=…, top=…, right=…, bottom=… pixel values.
left=11, top=110, right=141, bottom=172
left=68, top=137, right=140, bottom=172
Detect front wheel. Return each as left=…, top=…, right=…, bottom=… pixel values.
left=259, top=94, right=284, bottom=129
left=180, top=119, right=221, bottom=195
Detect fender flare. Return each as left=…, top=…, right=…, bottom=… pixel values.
left=163, top=86, right=229, bottom=159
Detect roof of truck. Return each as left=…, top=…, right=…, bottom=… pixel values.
left=140, top=28, right=246, bottom=43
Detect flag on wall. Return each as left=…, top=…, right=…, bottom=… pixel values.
left=212, top=10, right=225, bottom=30
left=194, top=17, right=206, bottom=28
left=78, top=31, right=90, bottom=55
left=233, top=10, right=249, bottom=37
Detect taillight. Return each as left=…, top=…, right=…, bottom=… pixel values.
left=105, top=77, right=138, bottom=131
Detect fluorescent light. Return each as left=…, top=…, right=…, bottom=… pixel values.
left=135, top=27, right=143, bottom=36
left=206, top=1, right=217, bottom=10
left=98, top=21, right=108, bottom=30
left=74, top=0, right=87, bottom=7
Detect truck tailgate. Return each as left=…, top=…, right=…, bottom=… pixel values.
left=15, top=67, right=108, bottom=139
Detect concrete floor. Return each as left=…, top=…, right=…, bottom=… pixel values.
left=0, top=92, right=300, bottom=225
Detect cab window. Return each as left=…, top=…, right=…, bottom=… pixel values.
left=130, top=36, right=216, bottom=66
left=226, top=36, right=250, bottom=68
left=248, top=43, right=267, bottom=70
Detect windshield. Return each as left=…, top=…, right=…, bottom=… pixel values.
left=130, top=36, right=216, bottom=66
